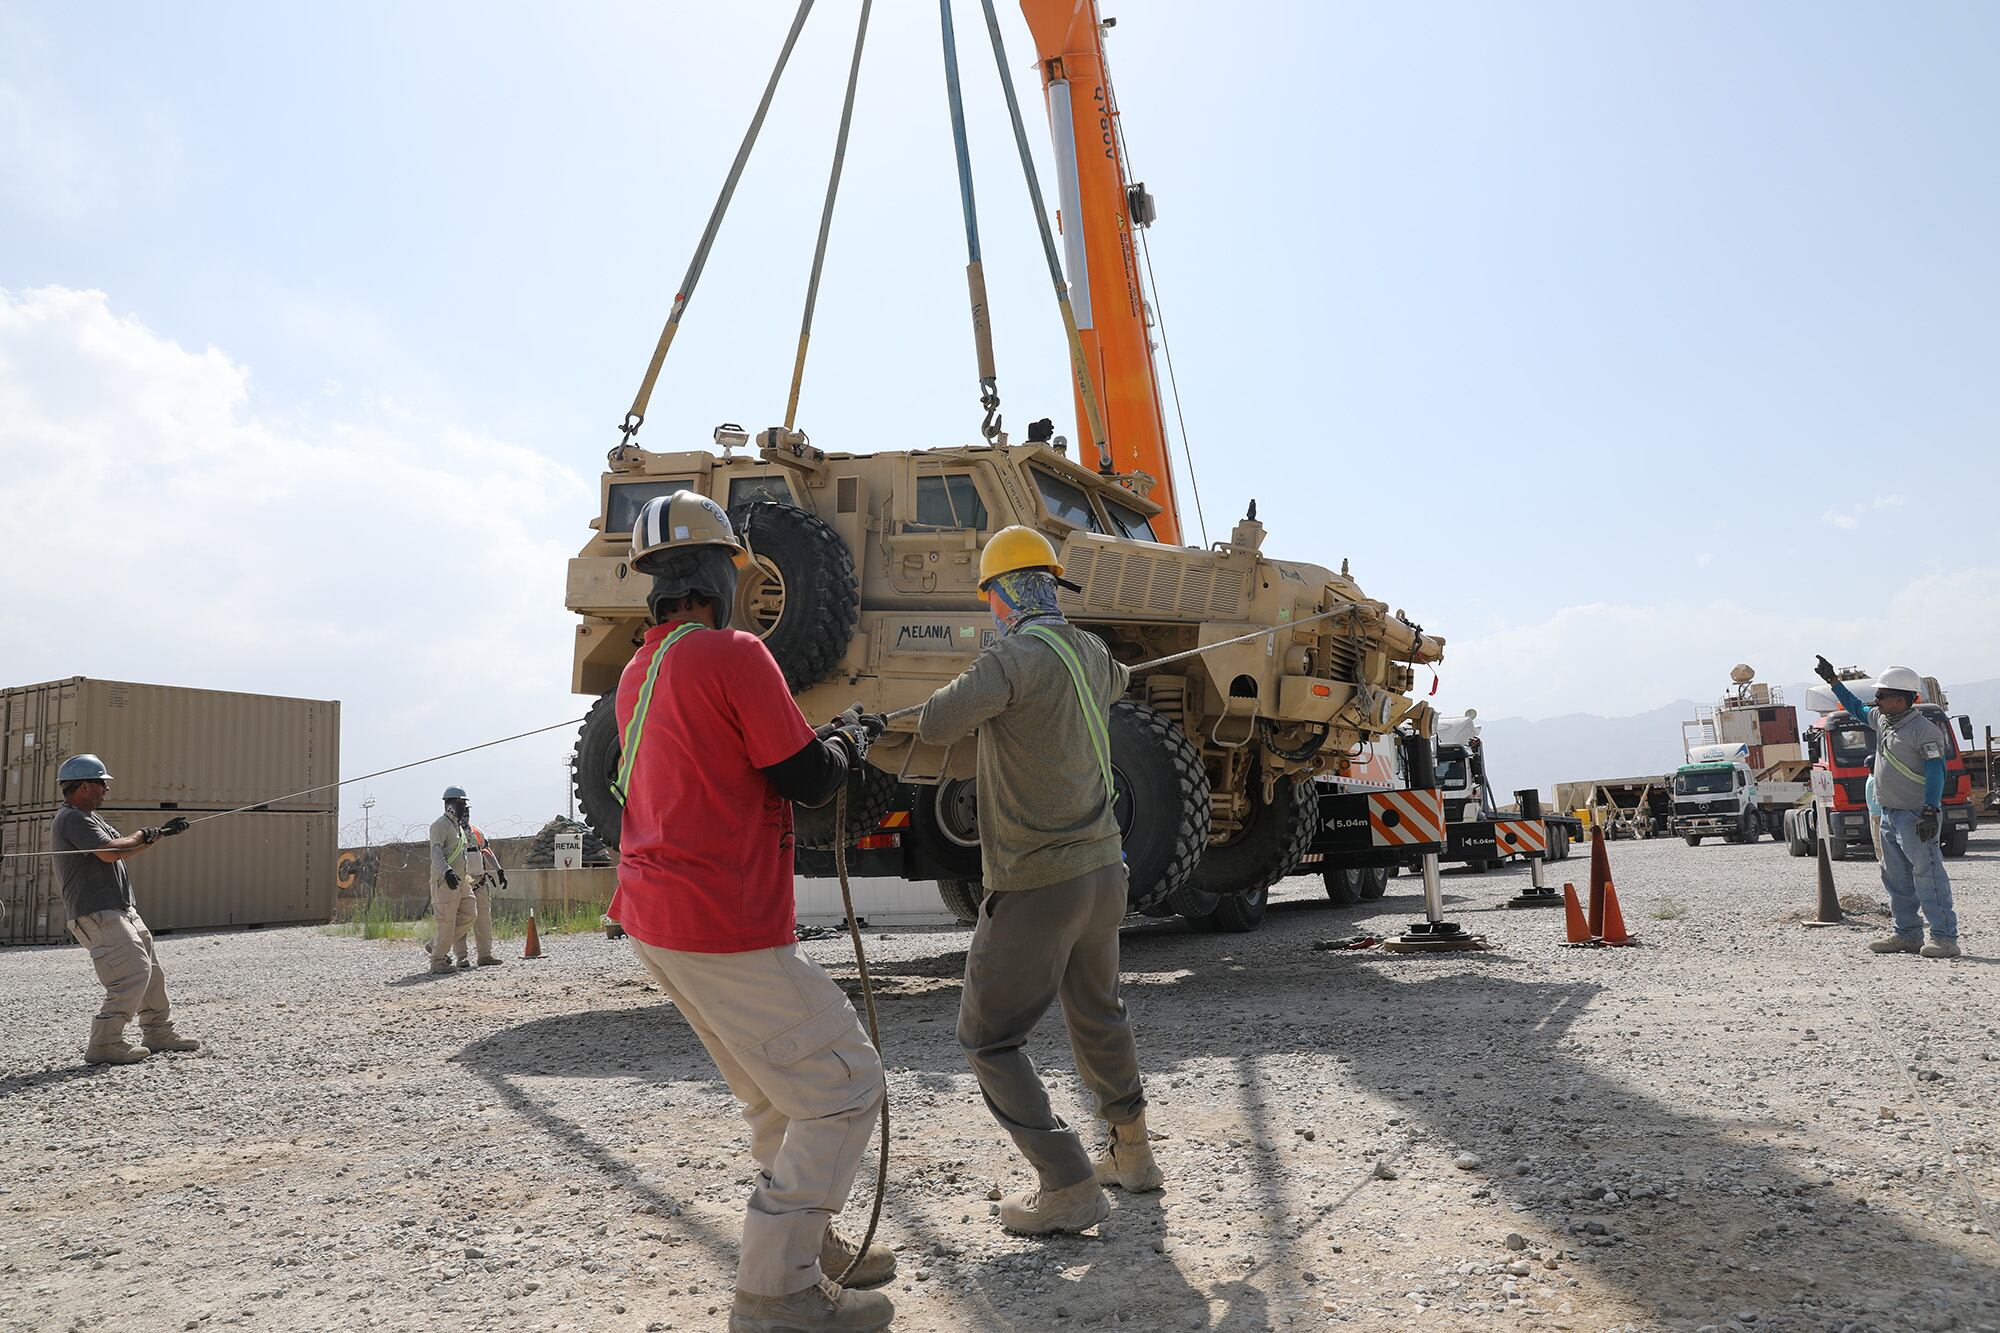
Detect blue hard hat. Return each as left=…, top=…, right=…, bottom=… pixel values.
left=442, top=786, right=468, bottom=801
left=57, top=753, right=112, bottom=784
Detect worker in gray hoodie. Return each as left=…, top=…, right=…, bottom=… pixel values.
left=918, top=525, right=1162, bottom=1237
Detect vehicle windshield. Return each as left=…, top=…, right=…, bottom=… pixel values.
left=1101, top=496, right=1159, bottom=542
left=606, top=478, right=697, bottom=534
left=1829, top=726, right=1874, bottom=767
left=1435, top=752, right=1469, bottom=790
left=1675, top=768, right=1733, bottom=795
left=1032, top=470, right=1104, bottom=532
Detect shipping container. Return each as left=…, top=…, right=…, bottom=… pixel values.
left=1, top=678, right=338, bottom=814
left=1, top=806, right=335, bottom=945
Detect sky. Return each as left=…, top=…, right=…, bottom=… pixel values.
left=3, top=1, right=1997, bottom=840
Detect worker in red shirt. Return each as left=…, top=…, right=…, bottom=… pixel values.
left=609, top=492, right=895, bottom=1333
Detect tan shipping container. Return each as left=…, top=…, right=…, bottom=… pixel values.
left=1, top=678, right=339, bottom=814
left=0, top=807, right=336, bottom=945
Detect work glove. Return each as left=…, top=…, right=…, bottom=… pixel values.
left=817, top=706, right=877, bottom=761
left=497, top=868, right=509, bottom=889
left=159, top=817, right=191, bottom=837
left=444, top=868, right=460, bottom=890
left=1813, top=655, right=1839, bottom=685
left=139, top=827, right=162, bottom=845
left=1917, top=807, right=1940, bottom=844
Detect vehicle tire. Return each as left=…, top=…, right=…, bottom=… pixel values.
left=793, top=760, right=900, bottom=851
left=1358, top=865, right=1390, bottom=900
left=1188, top=775, right=1318, bottom=900
left=1787, top=831, right=1809, bottom=857
left=1684, top=835, right=1702, bottom=847
left=1827, top=836, right=1849, bottom=862
left=1194, top=885, right=1269, bottom=933
left=937, top=878, right=985, bottom=925
left=910, top=778, right=983, bottom=880
left=1548, top=826, right=1571, bottom=861
left=572, top=690, right=626, bottom=850
left=1739, top=813, right=1760, bottom=844
left=1108, top=700, right=1210, bottom=914
left=1944, top=827, right=1970, bottom=858
left=728, top=501, right=859, bottom=692
left=1322, top=867, right=1362, bottom=906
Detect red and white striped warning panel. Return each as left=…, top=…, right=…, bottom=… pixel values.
left=1492, top=818, right=1548, bottom=856
left=1368, top=789, right=1444, bottom=847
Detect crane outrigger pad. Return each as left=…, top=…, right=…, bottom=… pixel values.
left=1380, top=920, right=1490, bottom=953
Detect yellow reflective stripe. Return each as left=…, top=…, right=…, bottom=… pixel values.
left=611, top=623, right=704, bottom=806
left=1880, top=743, right=1924, bottom=786
left=1025, top=626, right=1116, bottom=802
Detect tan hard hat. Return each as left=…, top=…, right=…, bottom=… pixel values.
left=631, top=491, right=744, bottom=568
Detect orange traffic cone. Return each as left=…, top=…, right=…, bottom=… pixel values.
left=1561, top=883, right=1596, bottom=946
left=1803, top=836, right=1845, bottom=928
left=522, top=907, right=543, bottom=960
left=1586, top=826, right=1612, bottom=937
left=1599, top=879, right=1638, bottom=946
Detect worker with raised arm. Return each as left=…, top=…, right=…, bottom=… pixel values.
left=427, top=787, right=482, bottom=974
left=448, top=805, right=507, bottom=968
left=49, top=754, right=200, bottom=1065
left=1813, top=658, right=1961, bottom=958
left=917, top=525, right=1162, bottom=1239
left=610, top=492, right=894, bottom=1333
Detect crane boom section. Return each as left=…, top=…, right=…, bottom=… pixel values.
left=1020, top=0, right=1181, bottom=544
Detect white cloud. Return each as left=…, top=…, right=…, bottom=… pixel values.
left=1435, top=569, right=2000, bottom=721
left=1820, top=494, right=1904, bottom=530
left=0, top=286, right=593, bottom=838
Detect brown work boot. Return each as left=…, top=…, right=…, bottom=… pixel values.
left=429, top=958, right=454, bottom=975
left=728, top=1276, right=893, bottom=1332
left=477, top=956, right=504, bottom=967
left=821, top=1223, right=896, bottom=1287
left=1093, top=1114, right=1165, bottom=1192
left=84, top=1018, right=149, bottom=1066
left=141, top=1026, right=201, bottom=1053
left=1868, top=935, right=1922, bottom=954
left=1921, top=938, right=1962, bottom=959
left=999, top=1178, right=1111, bottom=1235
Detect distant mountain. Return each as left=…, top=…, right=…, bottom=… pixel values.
left=1476, top=678, right=2000, bottom=801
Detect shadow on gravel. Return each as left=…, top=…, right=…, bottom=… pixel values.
left=451, top=884, right=1998, bottom=1329
left=0, top=1064, right=100, bottom=1100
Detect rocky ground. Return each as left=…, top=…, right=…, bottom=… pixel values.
left=1, top=835, right=1995, bottom=1333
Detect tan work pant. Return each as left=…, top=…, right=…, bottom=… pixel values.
left=429, top=875, right=475, bottom=964
left=632, top=940, right=885, bottom=1298
left=957, top=861, right=1147, bottom=1189
left=452, top=879, right=496, bottom=962
left=68, top=908, right=172, bottom=1035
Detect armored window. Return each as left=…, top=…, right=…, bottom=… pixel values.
left=606, top=478, right=697, bottom=535
left=1101, top=496, right=1159, bottom=542
left=1031, top=470, right=1103, bottom=532
left=728, top=475, right=794, bottom=509
left=912, top=474, right=989, bottom=531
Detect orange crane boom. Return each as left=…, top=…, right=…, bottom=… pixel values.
left=1020, top=0, right=1181, bottom=545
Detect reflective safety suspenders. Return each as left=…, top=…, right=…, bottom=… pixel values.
left=1880, top=739, right=1925, bottom=787
left=1023, top=625, right=1116, bottom=802
left=611, top=622, right=705, bottom=806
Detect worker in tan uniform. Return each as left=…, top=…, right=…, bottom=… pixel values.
left=447, top=811, right=507, bottom=968
left=917, top=526, right=1163, bottom=1236
left=427, top=787, right=483, bottom=974
left=48, top=754, right=201, bottom=1065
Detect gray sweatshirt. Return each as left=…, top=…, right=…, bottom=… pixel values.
left=918, top=620, right=1131, bottom=892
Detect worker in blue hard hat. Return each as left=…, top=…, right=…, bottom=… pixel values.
left=426, top=786, right=489, bottom=974
left=1813, top=658, right=1961, bottom=958
left=49, top=753, right=199, bottom=1065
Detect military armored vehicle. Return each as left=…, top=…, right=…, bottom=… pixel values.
left=564, top=0, right=1445, bottom=928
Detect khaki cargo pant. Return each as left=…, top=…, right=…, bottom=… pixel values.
left=68, top=908, right=172, bottom=1035
left=632, top=940, right=885, bottom=1297
left=429, top=875, right=476, bottom=965
left=451, top=878, right=496, bottom=962
left=957, top=860, right=1147, bottom=1189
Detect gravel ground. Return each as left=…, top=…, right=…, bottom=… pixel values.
left=2, top=835, right=1996, bottom=1333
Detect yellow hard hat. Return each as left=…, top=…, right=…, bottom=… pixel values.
left=978, top=525, right=1064, bottom=589
left=631, top=490, right=745, bottom=569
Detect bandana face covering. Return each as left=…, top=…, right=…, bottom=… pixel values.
left=987, top=568, right=1065, bottom=635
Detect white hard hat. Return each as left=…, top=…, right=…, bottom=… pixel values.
left=631, top=491, right=744, bottom=570
left=1875, top=665, right=1924, bottom=698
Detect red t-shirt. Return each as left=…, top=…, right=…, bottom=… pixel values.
left=608, top=620, right=816, bottom=953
